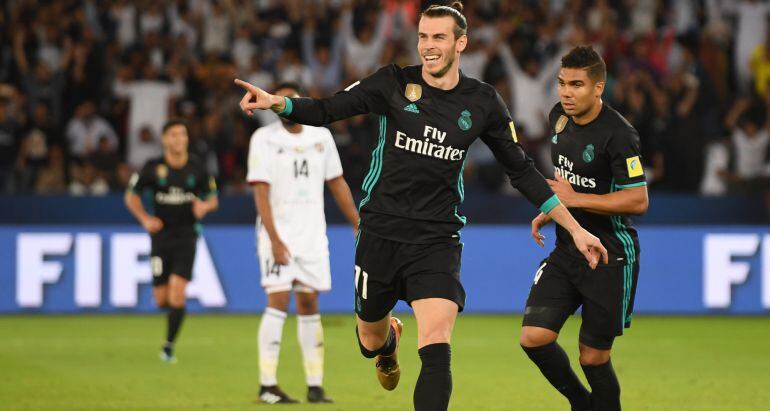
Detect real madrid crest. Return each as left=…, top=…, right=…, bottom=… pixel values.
left=458, top=110, right=472, bottom=131
left=555, top=115, right=568, bottom=134
left=405, top=83, right=422, bottom=102
left=315, top=142, right=324, bottom=152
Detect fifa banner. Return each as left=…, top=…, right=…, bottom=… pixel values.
left=0, top=226, right=768, bottom=314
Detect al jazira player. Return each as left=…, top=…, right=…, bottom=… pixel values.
left=247, top=82, right=359, bottom=404
left=235, top=3, right=607, bottom=410
left=125, top=119, right=219, bottom=363
left=521, top=46, right=648, bottom=411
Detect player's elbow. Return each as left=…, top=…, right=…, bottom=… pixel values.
left=631, top=196, right=649, bottom=216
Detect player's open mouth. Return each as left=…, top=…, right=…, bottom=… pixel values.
left=424, top=55, right=440, bottom=62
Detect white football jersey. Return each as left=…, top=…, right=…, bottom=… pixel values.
left=247, top=121, right=343, bottom=258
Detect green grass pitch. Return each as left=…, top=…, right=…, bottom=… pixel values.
left=1, top=315, right=768, bottom=410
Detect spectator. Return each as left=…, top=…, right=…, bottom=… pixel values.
left=168, top=3, right=199, bottom=52
left=723, top=0, right=770, bottom=93
left=113, top=62, right=184, bottom=169
left=91, top=135, right=121, bottom=186
left=69, top=160, right=110, bottom=196
left=34, top=145, right=67, bottom=195
left=233, top=25, right=257, bottom=72
left=497, top=37, right=568, bottom=170
left=275, top=49, right=312, bottom=89
left=721, top=98, right=770, bottom=193
left=750, top=28, right=770, bottom=99
left=110, top=0, right=138, bottom=49
left=13, top=29, right=71, bottom=125
left=301, top=16, right=346, bottom=95
left=139, top=1, right=165, bottom=37
left=15, top=128, right=48, bottom=193
left=66, top=101, right=118, bottom=162
left=2, top=0, right=766, bottom=198
left=341, top=7, right=390, bottom=78
left=202, top=1, right=231, bottom=55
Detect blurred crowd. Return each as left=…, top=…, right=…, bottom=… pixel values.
left=1, top=0, right=769, bottom=198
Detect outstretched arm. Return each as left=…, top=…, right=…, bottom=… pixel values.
left=235, top=65, right=394, bottom=126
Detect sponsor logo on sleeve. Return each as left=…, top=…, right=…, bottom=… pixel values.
left=626, top=156, right=643, bottom=178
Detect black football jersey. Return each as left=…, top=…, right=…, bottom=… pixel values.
left=128, top=154, right=217, bottom=241
left=280, top=64, right=556, bottom=244
left=548, top=102, right=646, bottom=265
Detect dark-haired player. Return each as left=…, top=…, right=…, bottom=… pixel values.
left=235, top=3, right=607, bottom=410
left=125, top=119, right=219, bottom=363
left=521, top=46, right=648, bottom=411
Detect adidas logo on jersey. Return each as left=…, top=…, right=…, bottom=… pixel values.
left=404, top=103, right=420, bottom=113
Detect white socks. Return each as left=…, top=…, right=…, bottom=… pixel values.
left=258, top=307, right=287, bottom=386
left=298, top=314, right=325, bottom=387
left=258, top=308, right=325, bottom=387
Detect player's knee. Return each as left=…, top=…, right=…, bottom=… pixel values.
left=295, top=295, right=318, bottom=315
left=519, top=327, right=557, bottom=348
left=266, top=291, right=291, bottom=312
left=418, top=326, right=452, bottom=347
left=578, top=345, right=611, bottom=366
left=296, top=300, right=317, bottom=315
left=168, top=290, right=186, bottom=308
left=168, top=298, right=185, bottom=309
left=357, top=326, right=387, bottom=353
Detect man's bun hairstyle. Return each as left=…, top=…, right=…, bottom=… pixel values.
left=421, top=1, right=468, bottom=38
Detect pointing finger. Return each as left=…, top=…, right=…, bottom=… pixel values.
left=234, top=78, right=258, bottom=93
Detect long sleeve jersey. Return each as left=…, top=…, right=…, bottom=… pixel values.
left=279, top=64, right=558, bottom=244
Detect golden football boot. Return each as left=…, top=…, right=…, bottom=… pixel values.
left=375, top=317, right=403, bottom=391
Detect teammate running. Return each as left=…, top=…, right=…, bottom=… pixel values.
left=125, top=119, right=219, bottom=363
